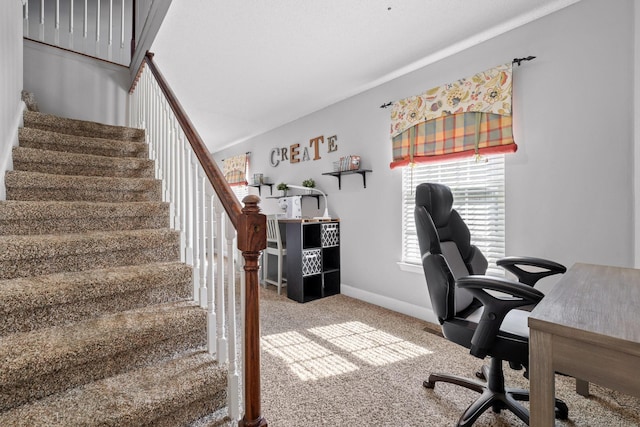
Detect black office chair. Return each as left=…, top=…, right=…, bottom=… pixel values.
left=415, top=182, right=568, bottom=426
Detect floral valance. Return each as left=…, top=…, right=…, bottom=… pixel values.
left=223, top=153, right=248, bottom=187
left=389, top=63, right=517, bottom=169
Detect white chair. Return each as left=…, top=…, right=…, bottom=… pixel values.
left=263, top=215, right=287, bottom=294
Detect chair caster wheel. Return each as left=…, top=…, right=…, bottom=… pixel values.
left=555, top=401, right=569, bottom=420
left=423, top=380, right=435, bottom=389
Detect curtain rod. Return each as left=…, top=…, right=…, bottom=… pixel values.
left=379, top=56, right=536, bottom=109
left=222, top=152, right=251, bottom=161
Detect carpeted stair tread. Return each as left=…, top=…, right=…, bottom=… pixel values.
left=0, top=262, right=192, bottom=335
left=5, top=170, right=162, bottom=202
left=19, top=127, right=147, bottom=158
left=0, top=200, right=169, bottom=235
left=0, top=228, right=180, bottom=279
left=0, top=350, right=226, bottom=427
left=23, top=111, right=145, bottom=142
left=12, top=146, right=155, bottom=178
left=0, top=301, right=204, bottom=386
left=0, top=302, right=208, bottom=411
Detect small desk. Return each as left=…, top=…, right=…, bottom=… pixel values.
left=528, top=263, right=640, bottom=426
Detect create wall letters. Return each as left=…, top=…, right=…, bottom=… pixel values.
left=269, top=135, right=338, bottom=167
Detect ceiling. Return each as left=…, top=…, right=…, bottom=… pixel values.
left=151, top=0, right=580, bottom=153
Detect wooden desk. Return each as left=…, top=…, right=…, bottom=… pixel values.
left=528, top=263, right=640, bottom=426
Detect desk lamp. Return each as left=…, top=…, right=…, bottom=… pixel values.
left=286, top=184, right=330, bottom=220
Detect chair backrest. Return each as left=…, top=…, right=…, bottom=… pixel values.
left=266, top=215, right=283, bottom=247
left=414, top=183, right=488, bottom=321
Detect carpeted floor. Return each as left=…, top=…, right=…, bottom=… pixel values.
left=258, top=286, right=640, bottom=426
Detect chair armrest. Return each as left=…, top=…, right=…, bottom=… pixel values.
left=497, top=256, right=567, bottom=287
left=457, top=275, right=545, bottom=358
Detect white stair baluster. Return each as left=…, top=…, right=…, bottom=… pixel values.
left=107, top=0, right=113, bottom=61
left=191, top=159, right=200, bottom=302
left=206, top=187, right=216, bottom=354
left=198, top=168, right=207, bottom=308
left=54, top=0, right=60, bottom=45
left=215, top=198, right=228, bottom=363
left=68, top=0, right=73, bottom=49
left=23, top=0, right=29, bottom=38
left=83, top=0, right=87, bottom=38
left=120, top=0, right=125, bottom=61
left=172, top=121, right=180, bottom=229
left=95, top=0, right=100, bottom=56
left=38, top=0, right=44, bottom=41
left=176, top=132, right=186, bottom=262
left=184, top=149, right=194, bottom=266
left=168, top=118, right=175, bottom=223
left=226, top=225, right=239, bottom=421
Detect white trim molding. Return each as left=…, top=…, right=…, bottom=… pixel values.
left=341, top=283, right=438, bottom=324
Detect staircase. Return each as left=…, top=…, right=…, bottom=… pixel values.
left=0, top=111, right=231, bottom=426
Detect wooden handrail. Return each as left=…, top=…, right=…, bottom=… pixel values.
left=143, top=51, right=243, bottom=228
left=131, top=52, right=267, bottom=426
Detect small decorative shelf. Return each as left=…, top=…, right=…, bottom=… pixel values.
left=322, top=169, right=372, bottom=190
left=248, top=183, right=274, bottom=196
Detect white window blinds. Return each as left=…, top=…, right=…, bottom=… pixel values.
left=401, top=155, right=505, bottom=277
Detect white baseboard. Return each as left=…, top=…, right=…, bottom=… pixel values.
left=340, top=284, right=438, bottom=324
left=0, top=100, right=26, bottom=201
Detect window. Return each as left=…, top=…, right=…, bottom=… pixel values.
left=231, top=184, right=248, bottom=202
left=401, top=155, right=505, bottom=276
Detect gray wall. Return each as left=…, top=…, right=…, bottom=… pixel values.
left=635, top=0, right=640, bottom=268
left=216, top=0, right=636, bottom=321
left=23, top=39, right=129, bottom=126
left=0, top=0, right=25, bottom=200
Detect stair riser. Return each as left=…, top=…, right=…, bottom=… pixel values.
left=5, top=171, right=163, bottom=203
left=6, top=186, right=163, bottom=203
left=13, top=159, right=155, bottom=179
left=0, top=351, right=227, bottom=427
left=1, top=329, right=206, bottom=411
left=1, top=281, right=191, bottom=336
left=0, top=244, right=180, bottom=280
left=148, top=393, right=228, bottom=427
left=19, top=132, right=148, bottom=158
left=0, top=214, right=169, bottom=235
left=24, top=111, right=146, bottom=142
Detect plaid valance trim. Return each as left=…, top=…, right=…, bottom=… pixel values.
left=224, top=170, right=248, bottom=187
left=389, top=112, right=517, bottom=169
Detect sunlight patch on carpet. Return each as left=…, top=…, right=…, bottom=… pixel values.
left=308, top=321, right=433, bottom=366
left=262, top=331, right=359, bottom=381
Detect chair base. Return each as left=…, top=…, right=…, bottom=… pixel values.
left=424, top=359, right=568, bottom=426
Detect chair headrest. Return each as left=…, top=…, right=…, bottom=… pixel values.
left=415, top=183, right=453, bottom=228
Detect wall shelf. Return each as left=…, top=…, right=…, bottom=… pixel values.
left=322, top=169, right=372, bottom=190
left=248, top=183, right=273, bottom=196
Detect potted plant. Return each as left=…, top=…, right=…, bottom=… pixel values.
left=277, top=182, right=288, bottom=196
left=302, top=178, right=315, bottom=194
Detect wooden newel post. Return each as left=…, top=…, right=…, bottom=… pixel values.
left=237, top=195, right=268, bottom=427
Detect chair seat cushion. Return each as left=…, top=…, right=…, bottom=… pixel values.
left=466, top=306, right=530, bottom=338
left=442, top=309, right=530, bottom=365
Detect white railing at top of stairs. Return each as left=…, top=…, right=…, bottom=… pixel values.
left=23, top=0, right=132, bottom=66
left=128, top=63, right=244, bottom=423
